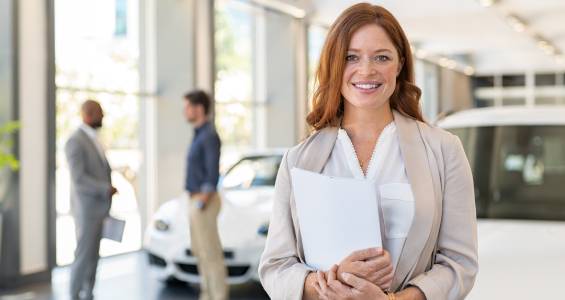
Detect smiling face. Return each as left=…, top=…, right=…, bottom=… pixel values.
left=341, top=23, right=402, bottom=112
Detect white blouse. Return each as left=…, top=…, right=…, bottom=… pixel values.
left=320, top=122, right=415, bottom=270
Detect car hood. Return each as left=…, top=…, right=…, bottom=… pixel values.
left=217, top=187, right=274, bottom=247
left=467, top=219, right=565, bottom=299
left=146, top=188, right=275, bottom=249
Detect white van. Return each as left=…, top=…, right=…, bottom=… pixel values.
left=437, top=106, right=565, bottom=299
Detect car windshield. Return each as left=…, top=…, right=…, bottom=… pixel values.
left=221, top=155, right=282, bottom=190
left=448, top=125, right=565, bottom=221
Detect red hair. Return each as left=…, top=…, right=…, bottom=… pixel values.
left=307, top=3, right=424, bottom=130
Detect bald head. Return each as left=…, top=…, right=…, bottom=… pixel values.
left=81, top=100, right=104, bottom=129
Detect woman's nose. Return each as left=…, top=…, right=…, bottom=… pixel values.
left=358, top=58, right=377, bottom=75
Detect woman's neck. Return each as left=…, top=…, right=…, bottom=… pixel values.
left=341, top=104, right=394, bottom=140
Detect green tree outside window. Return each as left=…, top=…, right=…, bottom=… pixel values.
left=0, top=121, right=20, bottom=171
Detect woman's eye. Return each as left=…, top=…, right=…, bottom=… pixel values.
left=345, top=54, right=358, bottom=62
left=374, top=55, right=390, bottom=62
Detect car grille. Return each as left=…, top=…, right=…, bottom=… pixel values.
left=227, top=265, right=249, bottom=276
left=176, top=263, right=250, bottom=277
left=176, top=263, right=198, bottom=274
left=148, top=252, right=167, bottom=267
left=185, top=248, right=234, bottom=259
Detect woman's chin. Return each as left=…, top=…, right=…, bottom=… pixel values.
left=346, top=98, right=390, bottom=111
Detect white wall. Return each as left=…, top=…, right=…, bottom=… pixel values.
left=18, top=0, right=48, bottom=275
left=139, top=0, right=195, bottom=217
left=264, top=10, right=301, bottom=147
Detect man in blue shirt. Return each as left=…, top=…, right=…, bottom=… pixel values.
left=183, top=90, right=227, bottom=300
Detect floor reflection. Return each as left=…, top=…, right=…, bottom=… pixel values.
left=0, top=252, right=268, bottom=300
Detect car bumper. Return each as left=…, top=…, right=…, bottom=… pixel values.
left=145, top=233, right=265, bottom=284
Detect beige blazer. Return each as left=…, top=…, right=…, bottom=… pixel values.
left=258, top=110, right=478, bottom=300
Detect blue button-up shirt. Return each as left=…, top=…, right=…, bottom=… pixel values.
left=184, top=121, right=221, bottom=193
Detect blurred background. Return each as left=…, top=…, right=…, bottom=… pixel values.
left=1, top=0, right=564, bottom=299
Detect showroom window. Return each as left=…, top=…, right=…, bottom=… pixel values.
left=214, top=0, right=305, bottom=163
left=54, top=0, right=141, bottom=265
left=214, top=0, right=256, bottom=160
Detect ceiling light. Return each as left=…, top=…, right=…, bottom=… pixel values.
left=506, top=15, right=527, bottom=33
left=544, top=46, right=556, bottom=55
left=447, top=60, right=457, bottom=69
left=478, top=0, right=496, bottom=7
left=439, top=57, right=450, bottom=68
left=538, top=40, right=550, bottom=49
left=464, top=66, right=475, bottom=76
left=513, top=23, right=526, bottom=33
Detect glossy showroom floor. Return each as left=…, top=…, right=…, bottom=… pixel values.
left=0, top=252, right=268, bottom=300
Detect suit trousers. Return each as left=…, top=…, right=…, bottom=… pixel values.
left=189, top=194, right=228, bottom=300
left=70, top=215, right=104, bottom=300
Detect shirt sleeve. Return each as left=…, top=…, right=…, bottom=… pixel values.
left=200, top=132, right=221, bottom=193
left=184, top=148, right=191, bottom=192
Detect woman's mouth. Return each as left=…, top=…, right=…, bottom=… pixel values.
left=352, top=82, right=383, bottom=93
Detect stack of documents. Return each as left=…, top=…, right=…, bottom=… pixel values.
left=290, top=168, right=382, bottom=271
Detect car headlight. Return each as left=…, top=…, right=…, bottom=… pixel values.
left=154, top=219, right=170, bottom=232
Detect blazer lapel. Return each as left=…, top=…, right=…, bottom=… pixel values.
left=391, top=110, right=436, bottom=289
left=296, top=127, right=338, bottom=173
left=78, top=129, right=108, bottom=167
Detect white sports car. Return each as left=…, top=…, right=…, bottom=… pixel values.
left=144, top=150, right=284, bottom=284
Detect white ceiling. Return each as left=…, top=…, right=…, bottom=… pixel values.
left=308, top=0, right=565, bottom=74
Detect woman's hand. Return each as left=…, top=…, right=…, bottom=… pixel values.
left=336, top=247, right=394, bottom=290
left=314, top=265, right=388, bottom=300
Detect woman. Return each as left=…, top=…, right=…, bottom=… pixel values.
left=259, top=3, right=478, bottom=300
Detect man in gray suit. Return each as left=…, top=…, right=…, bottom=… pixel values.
left=65, top=100, right=117, bottom=300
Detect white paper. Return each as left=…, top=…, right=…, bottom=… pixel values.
left=290, top=168, right=382, bottom=271
left=102, top=215, right=126, bottom=242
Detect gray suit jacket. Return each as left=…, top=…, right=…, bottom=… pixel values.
left=259, top=110, right=478, bottom=300
left=65, top=128, right=112, bottom=220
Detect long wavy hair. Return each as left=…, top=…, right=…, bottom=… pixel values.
left=307, top=3, right=424, bottom=130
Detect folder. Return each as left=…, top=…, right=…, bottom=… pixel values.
left=102, top=215, right=126, bottom=242
left=290, top=168, right=382, bottom=271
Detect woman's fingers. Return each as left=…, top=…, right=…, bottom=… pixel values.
left=341, top=272, right=370, bottom=291
left=341, top=247, right=383, bottom=263
left=316, top=271, right=328, bottom=294
left=328, top=265, right=338, bottom=282
left=328, top=265, right=353, bottom=297
left=313, top=280, right=324, bottom=297
left=366, top=250, right=392, bottom=270
left=371, top=263, right=393, bottom=279
left=364, top=250, right=394, bottom=285
left=376, top=271, right=394, bottom=290
left=338, top=261, right=369, bottom=282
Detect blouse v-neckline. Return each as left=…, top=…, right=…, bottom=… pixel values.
left=337, top=122, right=396, bottom=180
